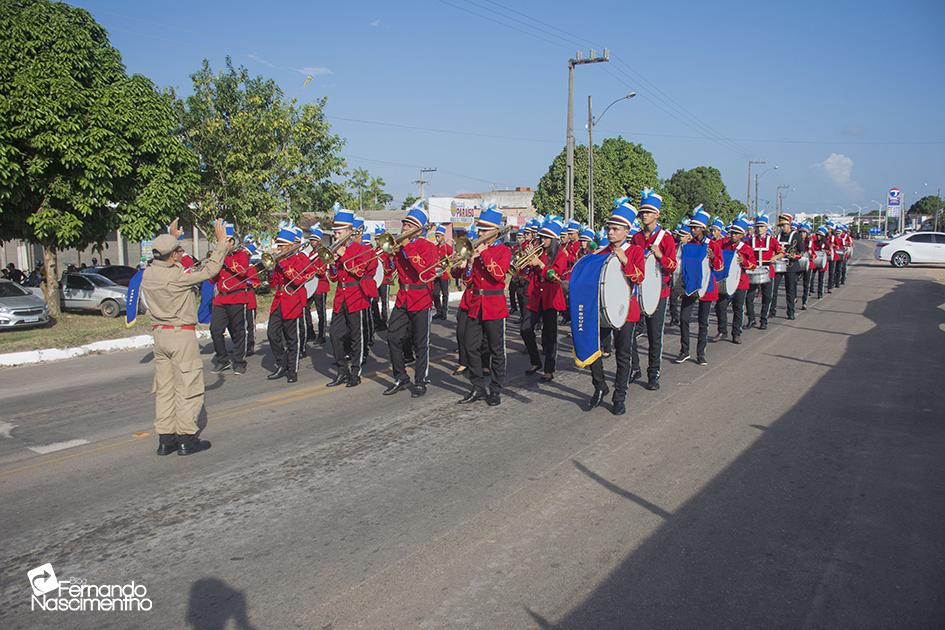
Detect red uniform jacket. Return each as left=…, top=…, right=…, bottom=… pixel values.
left=394, top=238, right=440, bottom=311
left=750, top=234, right=784, bottom=279
left=722, top=239, right=757, bottom=291
left=830, top=234, right=844, bottom=261
left=808, top=235, right=830, bottom=270
left=597, top=241, right=646, bottom=323
left=329, top=241, right=376, bottom=313
left=435, top=242, right=453, bottom=281
left=306, top=253, right=330, bottom=295
left=631, top=227, right=677, bottom=298
left=213, top=250, right=258, bottom=306
left=526, top=246, right=568, bottom=312
left=461, top=242, right=511, bottom=320
left=453, top=263, right=475, bottom=313
left=688, top=236, right=725, bottom=302
left=563, top=239, right=581, bottom=279
left=269, top=252, right=313, bottom=319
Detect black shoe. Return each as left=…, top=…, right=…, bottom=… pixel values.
left=486, top=391, right=501, bottom=406
left=629, top=369, right=642, bottom=382
left=327, top=373, right=348, bottom=387
left=156, top=434, right=178, bottom=456
left=458, top=389, right=486, bottom=404
left=346, top=375, right=361, bottom=387
left=300, top=348, right=308, bottom=359
left=287, top=373, right=298, bottom=383
left=611, top=400, right=626, bottom=416
left=673, top=352, right=690, bottom=364
left=801, top=303, right=808, bottom=311
left=245, top=348, right=255, bottom=357
left=788, top=314, right=796, bottom=320
left=644, top=378, right=660, bottom=391
left=696, top=356, right=708, bottom=366
left=540, top=373, right=554, bottom=382
left=177, top=434, right=211, bottom=456
left=525, top=364, right=542, bottom=375
left=712, top=332, right=725, bottom=342
left=732, top=335, right=742, bottom=344
left=267, top=366, right=287, bottom=380
left=211, top=360, right=232, bottom=374
left=745, top=320, right=756, bottom=329
left=233, top=364, right=246, bottom=375
left=586, top=386, right=609, bottom=411
left=383, top=379, right=410, bottom=396
left=306, top=329, right=316, bottom=339
left=759, top=321, right=768, bottom=330
left=405, top=356, right=416, bottom=365
left=411, top=383, right=427, bottom=398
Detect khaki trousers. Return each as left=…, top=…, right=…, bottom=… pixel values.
left=152, top=328, right=205, bottom=435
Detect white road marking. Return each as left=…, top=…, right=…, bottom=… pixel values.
left=0, top=421, right=14, bottom=439
left=27, top=439, right=89, bottom=454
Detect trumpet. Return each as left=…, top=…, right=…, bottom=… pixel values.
left=314, top=231, right=356, bottom=265
left=341, top=222, right=428, bottom=272
left=221, top=240, right=306, bottom=292
left=416, top=225, right=512, bottom=282
left=509, top=243, right=544, bottom=273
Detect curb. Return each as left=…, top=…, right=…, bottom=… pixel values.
left=0, top=291, right=466, bottom=368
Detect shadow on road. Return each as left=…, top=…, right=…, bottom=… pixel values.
left=531, top=278, right=945, bottom=628
left=186, top=577, right=256, bottom=630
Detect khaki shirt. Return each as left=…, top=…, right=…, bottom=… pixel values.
left=142, top=247, right=227, bottom=326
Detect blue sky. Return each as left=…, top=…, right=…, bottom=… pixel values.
left=72, top=0, right=945, bottom=216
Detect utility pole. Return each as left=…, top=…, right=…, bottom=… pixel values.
left=587, top=94, right=593, bottom=229
left=747, top=160, right=766, bottom=213
left=776, top=184, right=790, bottom=215
left=414, top=167, right=436, bottom=199
left=566, top=49, right=609, bottom=221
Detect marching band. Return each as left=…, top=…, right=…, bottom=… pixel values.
left=158, top=192, right=855, bottom=452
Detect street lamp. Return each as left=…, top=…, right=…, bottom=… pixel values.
left=755, top=166, right=779, bottom=214
left=587, top=91, right=636, bottom=228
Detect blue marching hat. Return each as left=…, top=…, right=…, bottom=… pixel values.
left=404, top=200, right=428, bottom=229
left=435, top=224, right=447, bottom=235
left=688, top=204, right=711, bottom=229
left=639, top=188, right=663, bottom=214
left=332, top=208, right=355, bottom=229
left=275, top=221, right=298, bottom=244
left=466, top=225, right=479, bottom=239
left=361, top=233, right=372, bottom=244
left=817, top=225, right=828, bottom=236
left=477, top=203, right=503, bottom=229
left=538, top=219, right=563, bottom=240
left=353, top=216, right=365, bottom=232
left=754, top=213, right=770, bottom=226
left=825, top=220, right=836, bottom=229
left=798, top=222, right=811, bottom=232
left=711, top=217, right=726, bottom=232
left=579, top=227, right=596, bottom=242
left=243, top=236, right=259, bottom=255
left=675, top=223, right=692, bottom=236
left=730, top=217, right=751, bottom=234
left=308, top=223, right=324, bottom=240
left=566, top=219, right=581, bottom=233
left=524, top=219, right=539, bottom=233
left=606, top=197, right=638, bottom=229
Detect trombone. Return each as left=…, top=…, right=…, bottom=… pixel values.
left=416, top=225, right=512, bottom=282
left=220, top=240, right=307, bottom=292
left=341, top=222, right=428, bottom=272
left=509, top=243, right=544, bottom=274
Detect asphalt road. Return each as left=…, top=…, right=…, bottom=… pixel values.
left=2, top=243, right=944, bottom=629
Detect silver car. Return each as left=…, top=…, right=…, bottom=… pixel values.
left=60, top=272, right=129, bottom=317
left=0, top=280, right=50, bottom=330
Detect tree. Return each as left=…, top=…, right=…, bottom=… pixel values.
left=179, top=57, right=346, bottom=237
left=348, top=167, right=370, bottom=211
left=401, top=195, right=420, bottom=210
left=0, top=0, right=198, bottom=315
left=907, top=195, right=943, bottom=218
left=367, top=176, right=392, bottom=210
left=664, top=166, right=732, bottom=220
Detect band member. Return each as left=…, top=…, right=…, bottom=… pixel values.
left=710, top=218, right=730, bottom=341
left=721, top=217, right=757, bottom=343
left=674, top=206, right=724, bottom=366
left=242, top=237, right=260, bottom=354
left=668, top=223, right=690, bottom=327
left=358, top=231, right=378, bottom=359
left=453, top=224, right=477, bottom=376
left=142, top=218, right=232, bottom=456
left=585, top=199, right=646, bottom=416
left=838, top=224, right=851, bottom=285
left=770, top=213, right=805, bottom=320
left=266, top=226, right=312, bottom=383
left=457, top=206, right=511, bottom=405
left=384, top=205, right=439, bottom=397
left=808, top=225, right=831, bottom=299
left=521, top=219, right=568, bottom=382
left=327, top=209, right=377, bottom=387
left=431, top=224, right=453, bottom=320
left=796, top=222, right=812, bottom=309
left=303, top=225, right=329, bottom=344
left=210, top=223, right=258, bottom=374
left=371, top=226, right=393, bottom=331
left=560, top=219, right=582, bottom=325
left=826, top=221, right=841, bottom=291
left=744, top=213, right=784, bottom=330
left=629, top=190, right=677, bottom=390
left=508, top=228, right=527, bottom=316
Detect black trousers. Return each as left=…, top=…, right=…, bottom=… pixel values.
left=456, top=307, right=469, bottom=367
left=465, top=316, right=506, bottom=392
left=431, top=279, right=450, bottom=318
left=246, top=308, right=256, bottom=352
left=809, top=268, right=825, bottom=297
left=372, top=284, right=390, bottom=328
left=668, top=275, right=681, bottom=324
left=746, top=281, right=773, bottom=323
left=729, top=288, right=747, bottom=337
left=329, top=305, right=363, bottom=377
left=561, top=282, right=571, bottom=323
left=521, top=307, right=559, bottom=373
left=305, top=293, right=327, bottom=340
left=715, top=294, right=730, bottom=335
left=828, top=260, right=838, bottom=290
left=771, top=271, right=798, bottom=317
left=590, top=320, right=637, bottom=403
left=840, top=258, right=848, bottom=284
left=511, top=280, right=527, bottom=317
left=267, top=308, right=302, bottom=377
left=600, top=327, right=613, bottom=354
left=679, top=295, right=711, bottom=358
left=508, top=278, right=523, bottom=312
left=363, top=300, right=376, bottom=351
left=210, top=303, right=249, bottom=368
left=387, top=306, right=430, bottom=383
left=631, top=296, right=667, bottom=379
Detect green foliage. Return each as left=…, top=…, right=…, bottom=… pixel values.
left=664, top=166, right=734, bottom=222
left=179, top=57, right=346, bottom=237
left=0, top=0, right=198, bottom=247
left=907, top=195, right=943, bottom=217
left=401, top=194, right=420, bottom=210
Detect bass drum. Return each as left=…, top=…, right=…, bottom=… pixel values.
left=599, top=254, right=631, bottom=328
left=720, top=251, right=741, bottom=295
left=795, top=255, right=810, bottom=272
left=813, top=251, right=827, bottom=270
left=638, top=253, right=662, bottom=317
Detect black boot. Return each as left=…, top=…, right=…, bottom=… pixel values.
left=267, top=366, right=287, bottom=380
left=383, top=379, right=410, bottom=396
left=486, top=390, right=501, bottom=406
left=327, top=372, right=348, bottom=387
left=586, top=385, right=609, bottom=411
left=611, top=398, right=627, bottom=415
left=410, top=383, right=427, bottom=398
left=644, top=376, right=660, bottom=391
left=346, top=375, right=361, bottom=387
left=156, top=434, right=178, bottom=456
left=177, top=434, right=211, bottom=456
left=629, top=369, right=642, bottom=383
left=458, top=388, right=486, bottom=404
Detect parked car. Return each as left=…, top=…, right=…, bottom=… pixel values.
left=874, top=231, right=945, bottom=267
left=0, top=280, right=50, bottom=330
left=80, top=265, right=138, bottom=286
left=60, top=272, right=129, bottom=317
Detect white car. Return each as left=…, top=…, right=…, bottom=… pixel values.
left=874, top=231, right=945, bottom=267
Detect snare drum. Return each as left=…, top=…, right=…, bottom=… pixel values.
left=599, top=254, right=631, bottom=328
left=772, top=258, right=788, bottom=274
left=795, top=255, right=810, bottom=272
left=746, top=268, right=770, bottom=285
left=638, top=253, right=662, bottom=317
left=813, top=251, right=827, bottom=269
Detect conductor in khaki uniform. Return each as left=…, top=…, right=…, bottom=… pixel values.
left=142, top=218, right=233, bottom=456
